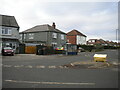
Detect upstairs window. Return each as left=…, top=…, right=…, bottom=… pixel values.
left=88, top=41, right=91, bottom=42
left=24, top=34, right=26, bottom=39
left=61, top=34, right=64, bottom=40
left=2, top=28, right=11, bottom=35
left=92, top=40, right=95, bottom=42
left=29, top=33, right=34, bottom=39
left=19, top=34, right=22, bottom=40
left=52, top=33, right=57, bottom=38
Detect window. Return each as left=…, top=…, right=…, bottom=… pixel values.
left=2, top=28, right=11, bottom=35
left=29, top=33, right=34, bottom=39
left=24, top=34, right=26, bottom=39
left=61, top=34, right=64, bottom=40
left=51, top=42, right=57, bottom=45
left=52, top=33, right=57, bottom=38
left=20, top=34, right=22, bottom=40
left=92, top=40, right=95, bottom=42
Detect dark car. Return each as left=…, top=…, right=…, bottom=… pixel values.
left=1, top=47, right=14, bottom=56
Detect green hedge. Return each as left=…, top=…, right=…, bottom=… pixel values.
left=78, top=45, right=95, bottom=52
left=78, top=45, right=119, bottom=52
left=103, top=46, right=118, bottom=49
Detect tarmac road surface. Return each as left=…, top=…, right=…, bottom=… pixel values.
left=2, top=49, right=119, bottom=88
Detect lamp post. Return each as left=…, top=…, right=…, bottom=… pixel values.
left=116, top=29, right=118, bottom=43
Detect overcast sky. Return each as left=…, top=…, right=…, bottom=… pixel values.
left=0, top=0, right=119, bottom=41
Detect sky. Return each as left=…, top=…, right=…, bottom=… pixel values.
left=0, top=0, right=119, bottom=41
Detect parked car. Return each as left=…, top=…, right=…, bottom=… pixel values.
left=1, top=47, right=14, bottom=56
left=78, top=47, right=85, bottom=52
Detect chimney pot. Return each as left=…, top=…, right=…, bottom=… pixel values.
left=52, top=22, right=56, bottom=29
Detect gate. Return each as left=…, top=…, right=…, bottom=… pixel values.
left=36, top=45, right=54, bottom=55
left=25, top=46, right=36, bottom=54
left=19, top=44, right=25, bottom=54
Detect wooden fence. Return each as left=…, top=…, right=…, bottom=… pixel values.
left=25, top=46, right=36, bottom=54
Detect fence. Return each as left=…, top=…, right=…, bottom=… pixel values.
left=25, top=46, right=36, bottom=54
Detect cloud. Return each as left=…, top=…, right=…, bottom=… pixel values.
left=0, top=0, right=118, bottom=41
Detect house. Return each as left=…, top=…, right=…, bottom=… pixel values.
left=106, top=41, right=118, bottom=47
left=19, top=23, right=66, bottom=49
left=67, top=29, right=87, bottom=45
left=0, top=14, right=20, bottom=53
left=87, top=39, right=105, bottom=46
left=87, top=39, right=115, bottom=46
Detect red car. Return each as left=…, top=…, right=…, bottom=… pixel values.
left=2, top=47, right=14, bottom=56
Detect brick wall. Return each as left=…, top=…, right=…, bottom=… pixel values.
left=67, top=35, right=76, bottom=44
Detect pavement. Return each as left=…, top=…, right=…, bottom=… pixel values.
left=1, top=49, right=119, bottom=88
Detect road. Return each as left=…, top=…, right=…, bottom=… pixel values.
left=2, top=49, right=119, bottom=88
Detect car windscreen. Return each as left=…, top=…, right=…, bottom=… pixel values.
left=4, top=47, right=12, bottom=50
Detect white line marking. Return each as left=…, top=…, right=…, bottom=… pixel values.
left=3, top=65, right=12, bottom=67
left=36, top=65, right=45, bottom=68
left=59, top=66, right=64, bottom=68
left=26, top=65, right=33, bottom=68
left=5, top=80, right=95, bottom=85
left=14, top=65, right=24, bottom=68
left=48, top=66, right=56, bottom=68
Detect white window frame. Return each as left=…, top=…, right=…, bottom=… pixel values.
left=29, top=33, right=34, bottom=39
left=61, top=34, right=64, bottom=40
left=20, top=34, right=22, bottom=40
left=24, top=34, right=26, bottom=39
left=92, top=40, right=95, bottom=42
left=2, top=28, right=12, bottom=35
left=52, top=33, right=57, bottom=38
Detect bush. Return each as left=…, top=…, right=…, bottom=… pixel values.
left=54, top=50, right=64, bottom=54
left=94, top=45, right=104, bottom=51
left=78, top=45, right=95, bottom=52
left=104, top=46, right=118, bottom=49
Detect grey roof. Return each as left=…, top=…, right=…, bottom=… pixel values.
left=0, top=14, right=19, bottom=28
left=20, top=24, right=66, bottom=34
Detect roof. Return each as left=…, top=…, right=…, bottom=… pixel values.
left=87, top=39, right=108, bottom=45
left=20, top=24, right=66, bottom=34
left=88, top=39, right=98, bottom=40
left=0, top=14, right=19, bottom=28
left=67, top=29, right=87, bottom=37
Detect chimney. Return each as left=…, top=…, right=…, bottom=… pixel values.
left=52, top=22, right=56, bottom=29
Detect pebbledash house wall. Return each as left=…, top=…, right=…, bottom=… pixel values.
left=49, top=31, right=66, bottom=47
left=20, top=31, right=66, bottom=47
left=20, top=32, right=48, bottom=44
left=0, top=26, right=20, bottom=53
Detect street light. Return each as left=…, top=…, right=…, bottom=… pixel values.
left=116, top=29, right=119, bottom=43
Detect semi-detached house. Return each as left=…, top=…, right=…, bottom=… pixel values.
left=67, top=29, right=87, bottom=45
left=0, top=15, right=20, bottom=53
left=19, top=23, right=67, bottom=49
